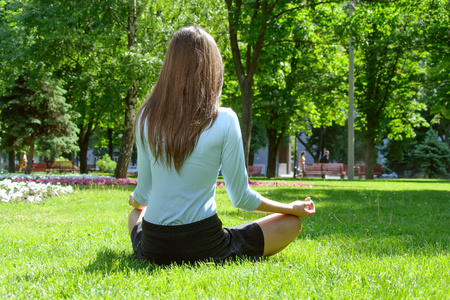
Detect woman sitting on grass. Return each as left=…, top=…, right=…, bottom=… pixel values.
left=128, top=26, right=315, bottom=265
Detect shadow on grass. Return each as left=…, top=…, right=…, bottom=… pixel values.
left=84, top=248, right=263, bottom=275
left=84, top=248, right=160, bottom=274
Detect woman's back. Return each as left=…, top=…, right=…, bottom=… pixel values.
left=134, top=107, right=261, bottom=225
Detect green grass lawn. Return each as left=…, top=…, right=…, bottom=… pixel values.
left=1, top=179, right=449, bottom=299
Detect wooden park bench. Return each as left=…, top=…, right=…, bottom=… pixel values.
left=303, top=163, right=323, bottom=178
left=303, top=163, right=346, bottom=179
left=321, top=163, right=346, bottom=179
left=247, top=165, right=262, bottom=176
left=32, top=162, right=47, bottom=172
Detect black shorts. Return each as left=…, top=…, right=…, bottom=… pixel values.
left=130, top=214, right=264, bottom=265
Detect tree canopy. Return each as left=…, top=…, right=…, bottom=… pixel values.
left=1, top=0, right=448, bottom=178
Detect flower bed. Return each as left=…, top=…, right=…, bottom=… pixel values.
left=217, top=181, right=312, bottom=188
left=0, top=174, right=137, bottom=186
left=0, top=179, right=73, bottom=204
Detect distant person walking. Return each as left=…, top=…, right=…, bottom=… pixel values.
left=19, top=151, right=27, bottom=172
left=298, top=151, right=306, bottom=178
left=320, top=150, right=330, bottom=163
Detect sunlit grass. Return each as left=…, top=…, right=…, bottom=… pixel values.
left=1, top=179, right=449, bottom=299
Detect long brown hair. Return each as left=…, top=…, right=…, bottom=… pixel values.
left=136, top=26, right=223, bottom=172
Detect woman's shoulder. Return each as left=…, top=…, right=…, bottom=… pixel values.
left=217, top=107, right=239, bottom=126
left=218, top=106, right=237, bottom=117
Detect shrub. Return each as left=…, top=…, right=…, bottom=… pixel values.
left=52, top=157, right=74, bottom=168
left=413, top=129, right=450, bottom=178
left=96, top=154, right=117, bottom=173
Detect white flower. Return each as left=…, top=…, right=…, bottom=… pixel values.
left=0, top=179, right=73, bottom=204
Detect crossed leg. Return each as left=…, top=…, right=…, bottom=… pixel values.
left=254, top=213, right=303, bottom=256
left=128, top=208, right=302, bottom=257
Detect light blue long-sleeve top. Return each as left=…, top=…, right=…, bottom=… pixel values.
left=133, top=107, right=263, bottom=225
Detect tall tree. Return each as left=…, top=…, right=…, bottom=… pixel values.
left=224, top=0, right=344, bottom=166
left=113, top=0, right=149, bottom=178
left=5, top=0, right=172, bottom=174
left=0, top=1, right=80, bottom=172
left=0, top=73, right=79, bottom=174
left=253, top=10, right=306, bottom=178
left=352, top=0, right=429, bottom=179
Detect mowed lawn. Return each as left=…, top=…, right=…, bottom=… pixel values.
left=1, top=179, right=449, bottom=299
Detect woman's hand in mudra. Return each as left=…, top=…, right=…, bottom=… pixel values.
left=291, top=197, right=315, bottom=218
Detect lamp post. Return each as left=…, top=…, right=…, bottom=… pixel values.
left=293, top=134, right=297, bottom=178
left=348, top=1, right=356, bottom=181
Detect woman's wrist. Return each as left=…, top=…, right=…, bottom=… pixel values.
left=255, top=197, right=315, bottom=218
left=255, top=197, right=294, bottom=215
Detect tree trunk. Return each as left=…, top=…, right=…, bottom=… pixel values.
left=248, top=153, right=254, bottom=166
left=79, top=144, right=89, bottom=174
left=266, top=127, right=284, bottom=178
left=240, top=80, right=253, bottom=168
left=266, top=141, right=278, bottom=178
left=25, top=143, right=34, bottom=174
left=114, top=79, right=138, bottom=178
left=293, top=139, right=297, bottom=178
left=8, top=150, right=15, bottom=173
left=78, top=122, right=94, bottom=174
left=108, top=127, right=113, bottom=158
left=365, top=139, right=376, bottom=179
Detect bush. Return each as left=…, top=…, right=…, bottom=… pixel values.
left=52, top=157, right=74, bottom=168
left=54, top=157, right=69, bottom=162
left=413, top=129, right=450, bottom=178
left=96, top=154, right=117, bottom=173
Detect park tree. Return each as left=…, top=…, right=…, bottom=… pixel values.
left=110, top=0, right=152, bottom=178
left=370, top=0, right=449, bottom=178
left=0, top=1, right=79, bottom=173
left=224, top=0, right=346, bottom=167
left=0, top=72, right=79, bottom=174
left=254, top=31, right=348, bottom=177
left=290, top=4, right=349, bottom=165
left=252, top=9, right=308, bottom=178
left=0, top=0, right=125, bottom=173
left=351, top=0, right=429, bottom=179
left=4, top=0, right=228, bottom=176
left=383, top=99, right=450, bottom=178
